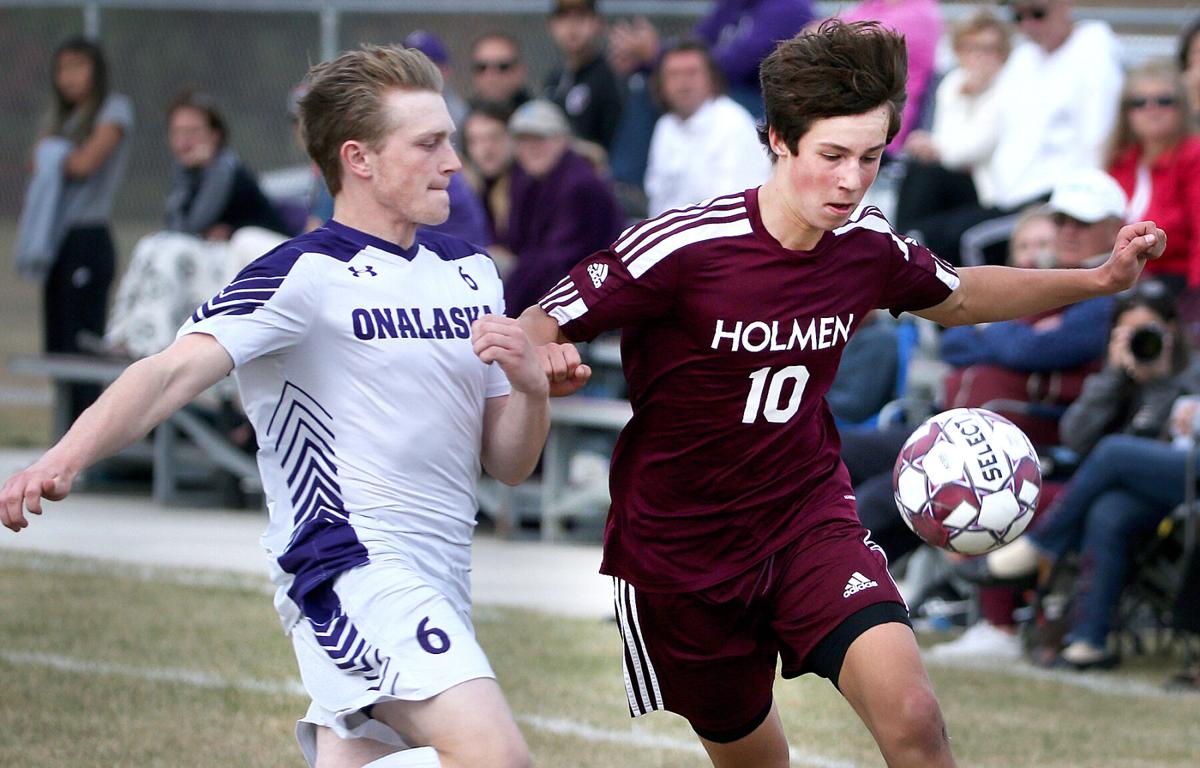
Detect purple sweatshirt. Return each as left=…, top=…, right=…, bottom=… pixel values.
left=501, top=149, right=625, bottom=317
left=696, top=0, right=817, bottom=95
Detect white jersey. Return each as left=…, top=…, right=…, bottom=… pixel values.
left=178, top=220, right=509, bottom=629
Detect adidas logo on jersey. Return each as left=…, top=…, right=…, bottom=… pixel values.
left=588, top=262, right=609, bottom=288
left=843, top=571, right=878, bottom=598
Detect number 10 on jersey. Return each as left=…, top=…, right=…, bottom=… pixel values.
left=742, top=365, right=810, bottom=424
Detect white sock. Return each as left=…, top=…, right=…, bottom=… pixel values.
left=986, top=537, right=1039, bottom=579
left=363, top=747, right=441, bottom=767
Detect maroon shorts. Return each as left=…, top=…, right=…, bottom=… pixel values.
left=612, top=517, right=909, bottom=742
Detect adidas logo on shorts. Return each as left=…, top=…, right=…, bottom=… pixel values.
left=843, top=571, right=878, bottom=598
left=588, top=262, right=609, bottom=288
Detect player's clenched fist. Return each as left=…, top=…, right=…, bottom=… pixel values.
left=539, top=342, right=592, bottom=397
left=1101, top=221, right=1167, bottom=291
left=0, top=459, right=73, bottom=533
left=472, top=315, right=550, bottom=396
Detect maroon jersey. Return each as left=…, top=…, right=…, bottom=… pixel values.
left=539, top=188, right=959, bottom=592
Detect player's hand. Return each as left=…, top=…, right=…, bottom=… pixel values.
left=539, top=342, right=592, bottom=397
left=1101, top=221, right=1166, bottom=292
left=0, top=457, right=74, bottom=533
left=472, top=315, right=549, bottom=397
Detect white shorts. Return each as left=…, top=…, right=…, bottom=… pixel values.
left=291, top=557, right=494, bottom=766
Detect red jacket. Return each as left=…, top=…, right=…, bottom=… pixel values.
left=1108, top=136, right=1200, bottom=286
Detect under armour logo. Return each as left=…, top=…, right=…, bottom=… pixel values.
left=348, top=266, right=377, bottom=277
left=587, top=262, right=609, bottom=288
left=459, top=266, right=478, bottom=290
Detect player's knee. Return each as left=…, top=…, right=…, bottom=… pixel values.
left=882, top=688, right=948, bottom=756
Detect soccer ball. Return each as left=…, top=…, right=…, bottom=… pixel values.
left=892, top=408, right=1041, bottom=555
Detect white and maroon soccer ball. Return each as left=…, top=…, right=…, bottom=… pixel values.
left=892, top=408, right=1041, bottom=555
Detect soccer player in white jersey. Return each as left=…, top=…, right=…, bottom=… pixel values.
left=523, top=21, right=1165, bottom=768
left=1, top=46, right=554, bottom=768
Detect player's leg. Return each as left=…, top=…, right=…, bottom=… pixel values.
left=611, top=575, right=786, bottom=768
left=295, top=560, right=526, bottom=768
left=369, top=677, right=528, bottom=768
left=837, top=622, right=955, bottom=767
left=312, top=726, right=408, bottom=767
left=768, top=512, right=955, bottom=768
left=696, top=700, right=790, bottom=768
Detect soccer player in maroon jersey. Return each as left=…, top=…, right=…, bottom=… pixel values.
left=520, top=20, right=1165, bottom=768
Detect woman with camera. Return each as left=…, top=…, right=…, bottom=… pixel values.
left=978, top=282, right=1200, bottom=668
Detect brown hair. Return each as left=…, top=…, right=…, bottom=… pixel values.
left=758, top=20, right=908, bottom=157
left=652, top=37, right=726, bottom=111
left=951, top=9, right=1012, bottom=60
left=44, top=36, right=109, bottom=144
left=167, top=87, right=229, bottom=148
left=298, top=45, right=443, bottom=196
left=1103, top=58, right=1189, bottom=168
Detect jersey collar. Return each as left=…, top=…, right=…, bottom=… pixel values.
left=325, top=219, right=420, bottom=261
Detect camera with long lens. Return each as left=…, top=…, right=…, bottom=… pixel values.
left=1128, top=324, right=1166, bottom=363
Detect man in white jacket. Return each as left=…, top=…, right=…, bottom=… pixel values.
left=644, top=38, right=771, bottom=216
left=913, top=0, right=1124, bottom=266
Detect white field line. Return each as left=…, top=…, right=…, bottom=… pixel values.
left=1, top=650, right=857, bottom=768
left=0, top=551, right=275, bottom=594
left=924, top=656, right=1184, bottom=699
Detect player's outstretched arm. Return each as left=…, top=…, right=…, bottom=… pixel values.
left=474, top=315, right=552, bottom=486
left=517, top=305, right=592, bottom=397
left=0, top=333, right=234, bottom=532
left=917, top=222, right=1167, bottom=328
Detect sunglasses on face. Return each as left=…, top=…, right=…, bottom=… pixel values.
left=1127, top=95, right=1179, bottom=110
left=472, top=59, right=516, bottom=74
left=1012, top=6, right=1049, bottom=23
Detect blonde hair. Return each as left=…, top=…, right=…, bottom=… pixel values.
left=299, top=45, right=443, bottom=196
left=951, top=9, right=1012, bottom=60
left=1104, top=58, right=1190, bottom=167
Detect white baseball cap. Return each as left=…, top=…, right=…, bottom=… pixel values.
left=508, top=99, right=571, bottom=138
left=1047, top=168, right=1128, bottom=224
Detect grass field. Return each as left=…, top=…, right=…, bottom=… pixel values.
left=1, top=550, right=1198, bottom=767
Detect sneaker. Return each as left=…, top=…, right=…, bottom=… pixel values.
left=1049, top=640, right=1119, bottom=670
left=925, top=622, right=1022, bottom=663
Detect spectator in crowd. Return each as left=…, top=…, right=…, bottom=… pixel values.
left=287, top=82, right=333, bottom=232
left=404, top=29, right=468, bottom=143
left=544, top=0, right=624, bottom=151
left=105, top=89, right=289, bottom=359
left=468, top=32, right=532, bottom=115
left=499, top=99, right=624, bottom=317
left=606, top=16, right=662, bottom=217
left=915, top=0, right=1123, bottom=266
left=896, top=10, right=1010, bottom=240
left=1007, top=205, right=1057, bottom=269
left=695, top=0, right=817, bottom=118
left=970, top=284, right=1200, bottom=669
left=839, top=0, right=942, bottom=155
left=827, top=310, right=900, bottom=427
left=939, top=169, right=1125, bottom=446
left=162, top=88, right=287, bottom=239
left=14, top=36, right=133, bottom=421
left=462, top=102, right=517, bottom=255
left=605, top=2, right=814, bottom=202
left=644, top=38, right=770, bottom=217
left=1181, top=17, right=1200, bottom=129
left=1106, top=59, right=1200, bottom=294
